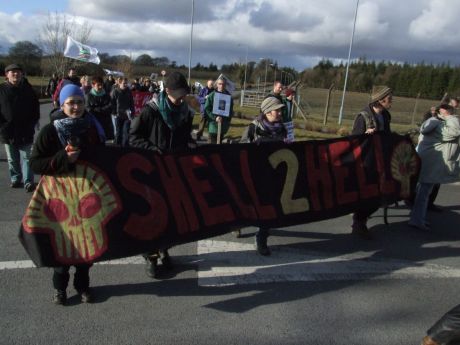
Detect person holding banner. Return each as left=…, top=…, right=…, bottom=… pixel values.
left=204, top=77, right=234, bottom=144
left=351, top=86, right=393, bottom=239
left=86, top=76, right=114, bottom=141
left=29, top=84, right=106, bottom=305
left=240, top=97, right=287, bottom=255
left=129, top=71, right=195, bottom=278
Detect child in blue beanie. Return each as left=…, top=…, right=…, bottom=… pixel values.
left=30, top=83, right=106, bottom=305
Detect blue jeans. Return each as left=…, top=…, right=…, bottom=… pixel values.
left=4, top=143, right=34, bottom=185
left=115, top=117, right=131, bottom=147
left=111, top=115, right=118, bottom=140
left=409, top=182, right=434, bottom=226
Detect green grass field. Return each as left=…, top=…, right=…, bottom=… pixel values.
left=29, top=76, right=430, bottom=142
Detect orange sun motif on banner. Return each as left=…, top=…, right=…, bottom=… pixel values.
left=22, top=163, right=122, bottom=264
left=390, top=141, right=419, bottom=198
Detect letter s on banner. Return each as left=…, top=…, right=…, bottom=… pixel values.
left=117, top=153, right=169, bottom=240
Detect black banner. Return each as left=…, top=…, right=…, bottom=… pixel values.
left=19, top=133, right=420, bottom=267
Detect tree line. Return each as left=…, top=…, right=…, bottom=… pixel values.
left=301, top=58, right=460, bottom=100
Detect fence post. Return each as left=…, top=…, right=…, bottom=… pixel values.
left=323, top=83, right=335, bottom=125
left=411, top=92, right=421, bottom=126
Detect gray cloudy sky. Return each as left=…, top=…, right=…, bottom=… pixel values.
left=0, top=0, right=459, bottom=71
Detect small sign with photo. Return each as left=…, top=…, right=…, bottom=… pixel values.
left=212, top=92, right=232, bottom=117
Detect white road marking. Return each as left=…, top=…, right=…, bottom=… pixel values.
left=3, top=240, right=460, bottom=288
left=196, top=240, right=460, bottom=286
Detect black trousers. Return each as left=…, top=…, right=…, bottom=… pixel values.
left=53, top=264, right=92, bottom=292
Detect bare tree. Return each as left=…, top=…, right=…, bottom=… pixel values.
left=38, top=12, right=92, bottom=76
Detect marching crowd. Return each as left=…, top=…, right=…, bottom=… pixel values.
left=2, top=63, right=460, bottom=344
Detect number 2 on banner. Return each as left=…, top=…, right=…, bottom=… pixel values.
left=269, top=149, right=310, bottom=214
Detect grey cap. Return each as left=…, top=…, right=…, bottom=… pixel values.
left=4, top=64, right=23, bottom=73
left=261, top=97, right=285, bottom=114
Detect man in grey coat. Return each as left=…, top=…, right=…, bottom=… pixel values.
left=409, top=103, right=460, bottom=230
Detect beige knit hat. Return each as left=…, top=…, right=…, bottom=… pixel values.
left=261, top=97, right=285, bottom=114
left=371, top=86, right=392, bottom=103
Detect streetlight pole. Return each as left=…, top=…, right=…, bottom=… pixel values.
left=238, top=44, right=248, bottom=106
left=264, top=60, right=268, bottom=94
left=338, top=0, right=359, bottom=125
left=187, top=0, right=195, bottom=86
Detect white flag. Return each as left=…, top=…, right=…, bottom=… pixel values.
left=64, top=36, right=100, bottom=64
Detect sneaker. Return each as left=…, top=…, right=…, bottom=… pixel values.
left=160, top=250, right=173, bottom=270
left=80, top=289, right=92, bottom=303
left=233, top=229, right=242, bottom=238
left=10, top=181, right=22, bottom=188
left=145, top=256, right=159, bottom=278
left=351, top=223, right=372, bottom=240
left=24, top=182, right=36, bottom=193
left=52, top=290, right=67, bottom=305
left=255, top=236, right=271, bottom=256
left=421, top=335, right=439, bottom=345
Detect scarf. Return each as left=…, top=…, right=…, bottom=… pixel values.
left=90, top=88, right=106, bottom=97
left=53, top=112, right=105, bottom=146
left=259, top=114, right=285, bottom=136
left=158, top=91, right=190, bottom=130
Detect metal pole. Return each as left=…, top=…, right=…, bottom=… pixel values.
left=338, top=0, right=359, bottom=125
left=187, top=0, right=195, bottom=86
left=240, top=45, right=248, bottom=106
left=264, top=60, right=268, bottom=94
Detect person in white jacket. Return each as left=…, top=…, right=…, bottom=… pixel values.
left=409, top=103, right=460, bottom=230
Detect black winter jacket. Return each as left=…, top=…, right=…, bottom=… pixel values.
left=129, top=100, right=194, bottom=153
left=30, top=112, right=105, bottom=175
left=0, top=79, right=40, bottom=145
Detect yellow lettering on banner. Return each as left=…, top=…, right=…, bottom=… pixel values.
left=269, top=149, right=310, bottom=215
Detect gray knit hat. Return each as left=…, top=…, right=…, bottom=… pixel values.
left=371, top=86, right=392, bottom=103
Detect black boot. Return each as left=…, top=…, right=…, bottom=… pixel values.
left=159, top=250, right=173, bottom=270
left=255, top=229, right=270, bottom=256
left=53, top=290, right=67, bottom=305
left=145, top=255, right=159, bottom=278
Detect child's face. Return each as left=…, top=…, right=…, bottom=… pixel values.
left=61, top=96, right=85, bottom=118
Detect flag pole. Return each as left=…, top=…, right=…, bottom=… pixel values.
left=188, top=0, right=195, bottom=86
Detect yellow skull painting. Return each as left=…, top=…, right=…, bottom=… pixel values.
left=23, top=163, right=121, bottom=264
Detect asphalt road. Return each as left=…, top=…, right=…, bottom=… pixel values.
left=0, top=103, right=459, bottom=345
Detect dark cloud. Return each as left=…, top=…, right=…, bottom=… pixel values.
left=249, top=2, right=320, bottom=32
left=71, top=0, right=218, bottom=23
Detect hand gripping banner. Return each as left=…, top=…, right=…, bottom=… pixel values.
left=19, top=133, right=420, bottom=267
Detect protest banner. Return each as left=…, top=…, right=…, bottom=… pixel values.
left=19, top=133, right=419, bottom=267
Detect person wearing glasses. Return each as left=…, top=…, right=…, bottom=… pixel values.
left=30, top=84, right=106, bottom=305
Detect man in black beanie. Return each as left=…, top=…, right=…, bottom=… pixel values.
left=129, top=71, right=196, bottom=278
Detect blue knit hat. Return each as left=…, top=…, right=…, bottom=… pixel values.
left=59, top=84, right=84, bottom=105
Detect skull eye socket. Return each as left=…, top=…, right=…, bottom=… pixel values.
left=78, top=193, right=102, bottom=219
left=44, top=198, right=70, bottom=222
